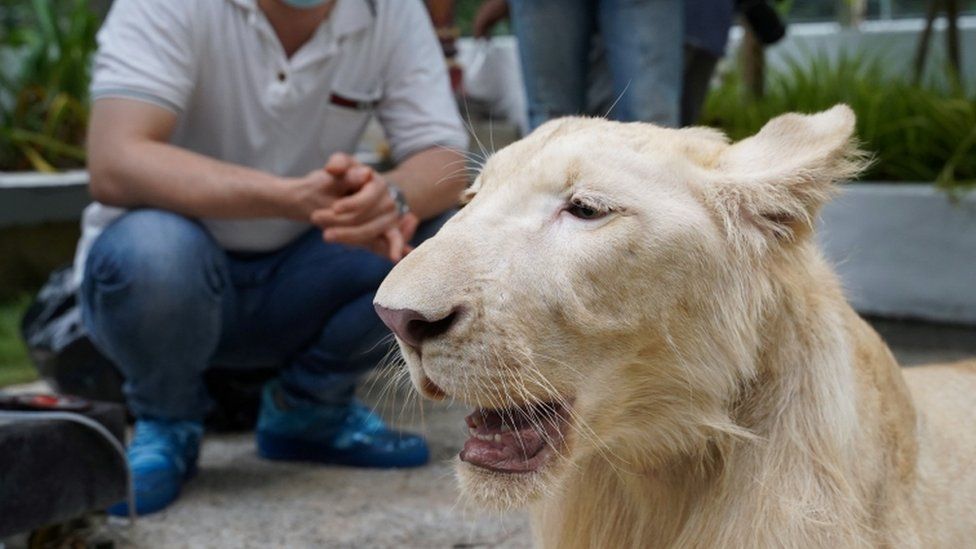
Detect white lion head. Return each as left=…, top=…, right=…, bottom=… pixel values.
left=375, top=106, right=865, bottom=509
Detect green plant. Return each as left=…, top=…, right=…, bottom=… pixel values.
left=702, top=51, right=976, bottom=192
left=0, top=0, right=98, bottom=172
left=0, top=296, right=35, bottom=387
left=453, top=0, right=511, bottom=36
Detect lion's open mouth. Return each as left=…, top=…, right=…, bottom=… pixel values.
left=460, top=402, right=570, bottom=474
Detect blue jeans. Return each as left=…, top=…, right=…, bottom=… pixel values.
left=509, top=0, right=684, bottom=129
left=80, top=209, right=448, bottom=421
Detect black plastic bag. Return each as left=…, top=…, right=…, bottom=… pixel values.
left=20, top=265, right=125, bottom=404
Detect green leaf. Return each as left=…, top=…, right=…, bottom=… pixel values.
left=10, top=127, right=86, bottom=160
left=19, top=144, right=56, bottom=172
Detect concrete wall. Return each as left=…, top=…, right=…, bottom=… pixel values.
left=0, top=171, right=90, bottom=228
left=818, top=184, right=976, bottom=324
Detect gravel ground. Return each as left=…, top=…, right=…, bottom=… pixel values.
left=6, top=318, right=974, bottom=548
left=108, top=392, right=532, bottom=549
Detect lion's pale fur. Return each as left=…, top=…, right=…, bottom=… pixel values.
left=375, top=106, right=976, bottom=548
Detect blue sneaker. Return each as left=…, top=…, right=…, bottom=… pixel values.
left=256, top=381, right=429, bottom=468
left=107, top=418, right=203, bottom=517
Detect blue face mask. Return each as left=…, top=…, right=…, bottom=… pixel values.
left=280, top=0, right=329, bottom=8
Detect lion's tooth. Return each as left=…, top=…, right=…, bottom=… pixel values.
left=468, top=427, right=477, bottom=437
left=494, top=434, right=502, bottom=443
left=500, top=424, right=511, bottom=432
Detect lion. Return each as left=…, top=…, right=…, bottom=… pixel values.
left=373, top=106, right=976, bottom=548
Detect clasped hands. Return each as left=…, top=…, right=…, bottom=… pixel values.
left=291, top=152, right=418, bottom=262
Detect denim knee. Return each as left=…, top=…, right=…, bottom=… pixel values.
left=80, top=210, right=227, bottom=420
left=82, top=209, right=227, bottom=319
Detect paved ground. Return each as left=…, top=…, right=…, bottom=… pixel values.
left=113, top=393, right=532, bottom=549
left=6, top=377, right=532, bottom=549
left=5, top=318, right=975, bottom=548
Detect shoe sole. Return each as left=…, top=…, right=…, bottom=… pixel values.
left=106, top=461, right=198, bottom=517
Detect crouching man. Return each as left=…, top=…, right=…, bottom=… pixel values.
left=76, top=0, right=468, bottom=516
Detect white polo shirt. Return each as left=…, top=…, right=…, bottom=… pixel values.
left=74, top=0, right=467, bottom=281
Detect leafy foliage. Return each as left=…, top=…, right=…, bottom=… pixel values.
left=0, top=0, right=98, bottom=172
left=702, top=52, right=976, bottom=191
left=454, top=0, right=511, bottom=37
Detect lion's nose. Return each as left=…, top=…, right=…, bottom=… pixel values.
left=374, top=304, right=461, bottom=350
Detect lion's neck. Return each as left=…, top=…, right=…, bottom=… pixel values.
left=531, top=456, right=708, bottom=548
left=534, top=250, right=917, bottom=548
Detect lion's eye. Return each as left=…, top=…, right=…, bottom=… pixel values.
left=566, top=199, right=608, bottom=220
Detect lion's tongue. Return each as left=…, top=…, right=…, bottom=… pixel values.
left=459, top=407, right=554, bottom=473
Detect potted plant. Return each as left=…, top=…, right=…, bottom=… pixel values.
left=702, top=53, right=976, bottom=324
left=0, top=0, right=97, bottom=227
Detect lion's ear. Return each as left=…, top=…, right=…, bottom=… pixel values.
left=707, top=105, right=868, bottom=246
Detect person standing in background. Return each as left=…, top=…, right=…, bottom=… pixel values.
left=490, top=0, right=684, bottom=129
left=682, top=0, right=735, bottom=125
left=473, top=0, right=735, bottom=128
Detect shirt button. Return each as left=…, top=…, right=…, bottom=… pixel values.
left=277, top=71, right=286, bottom=82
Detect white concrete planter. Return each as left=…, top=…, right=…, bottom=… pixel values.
left=818, top=183, right=976, bottom=324
left=0, top=170, right=90, bottom=228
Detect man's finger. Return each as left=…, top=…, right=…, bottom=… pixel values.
left=323, top=210, right=399, bottom=245
left=309, top=203, right=373, bottom=228
left=344, top=165, right=374, bottom=187
left=312, top=199, right=396, bottom=228
left=384, top=227, right=405, bottom=262
left=333, top=178, right=389, bottom=215
left=325, top=152, right=356, bottom=176
left=310, top=207, right=333, bottom=228
left=398, top=212, right=420, bottom=244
